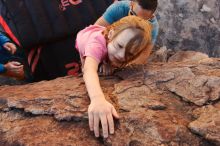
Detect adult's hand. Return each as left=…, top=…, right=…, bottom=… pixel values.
left=4, top=61, right=24, bottom=79
left=3, top=42, right=17, bottom=54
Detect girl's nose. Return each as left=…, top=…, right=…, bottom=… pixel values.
left=117, top=49, right=125, bottom=61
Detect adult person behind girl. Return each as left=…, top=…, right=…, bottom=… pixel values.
left=95, top=0, right=159, bottom=44
left=0, top=32, right=24, bottom=79
left=95, top=0, right=159, bottom=74
left=75, top=16, right=152, bottom=138
left=95, top=0, right=159, bottom=45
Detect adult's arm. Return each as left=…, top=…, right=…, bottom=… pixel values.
left=95, top=16, right=110, bottom=27
left=0, top=32, right=10, bottom=47
left=0, top=64, right=6, bottom=73
left=95, top=1, right=126, bottom=26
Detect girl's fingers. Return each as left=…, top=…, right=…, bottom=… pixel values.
left=88, top=112, right=94, bottom=131
left=112, top=107, right=119, bottom=119
left=107, top=113, right=114, bottom=134
left=94, top=115, right=100, bottom=137
left=100, top=114, right=108, bottom=138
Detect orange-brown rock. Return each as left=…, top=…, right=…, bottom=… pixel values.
left=0, top=52, right=219, bottom=146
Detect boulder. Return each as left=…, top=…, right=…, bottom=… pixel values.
left=0, top=54, right=219, bottom=145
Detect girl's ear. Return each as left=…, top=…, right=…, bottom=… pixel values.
left=108, top=29, right=114, bottom=40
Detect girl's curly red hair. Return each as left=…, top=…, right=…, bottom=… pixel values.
left=103, top=16, right=152, bottom=67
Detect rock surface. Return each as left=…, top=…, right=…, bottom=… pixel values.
left=188, top=104, right=220, bottom=146
left=0, top=76, right=26, bottom=86
left=157, top=0, right=220, bottom=57
left=0, top=52, right=219, bottom=146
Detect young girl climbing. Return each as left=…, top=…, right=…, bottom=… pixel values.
left=75, top=16, right=152, bottom=138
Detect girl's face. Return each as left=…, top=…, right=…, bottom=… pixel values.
left=107, top=28, right=137, bottom=67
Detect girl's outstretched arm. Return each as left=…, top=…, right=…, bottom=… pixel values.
left=83, top=56, right=119, bottom=138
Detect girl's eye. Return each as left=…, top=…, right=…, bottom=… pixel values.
left=118, top=44, right=123, bottom=49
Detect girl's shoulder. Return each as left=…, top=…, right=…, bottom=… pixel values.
left=81, top=25, right=105, bottom=32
